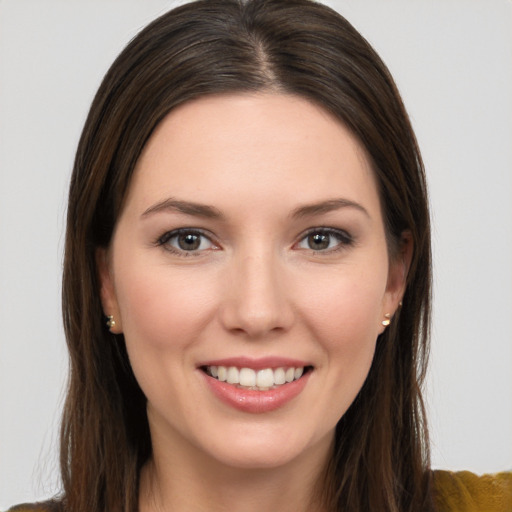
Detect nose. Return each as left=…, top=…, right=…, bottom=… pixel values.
left=219, top=250, right=294, bottom=339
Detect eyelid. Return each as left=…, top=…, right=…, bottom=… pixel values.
left=154, top=226, right=354, bottom=256
left=156, top=228, right=219, bottom=256
left=294, top=227, right=354, bottom=252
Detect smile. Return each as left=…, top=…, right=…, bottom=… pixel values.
left=204, top=365, right=308, bottom=391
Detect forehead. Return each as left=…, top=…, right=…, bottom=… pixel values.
left=126, top=93, right=380, bottom=215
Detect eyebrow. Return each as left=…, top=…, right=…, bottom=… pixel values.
left=141, top=198, right=223, bottom=219
left=141, top=197, right=369, bottom=220
left=291, top=198, right=370, bottom=219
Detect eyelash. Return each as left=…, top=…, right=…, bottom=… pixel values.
left=155, top=227, right=354, bottom=256
left=156, top=228, right=217, bottom=257
left=295, top=228, right=354, bottom=253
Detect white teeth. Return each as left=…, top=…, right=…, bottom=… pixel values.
left=239, top=367, right=256, bottom=387
left=207, top=365, right=307, bottom=390
left=217, top=366, right=227, bottom=382
left=274, top=367, right=286, bottom=385
left=226, top=366, right=239, bottom=384
left=256, top=368, right=274, bottom=388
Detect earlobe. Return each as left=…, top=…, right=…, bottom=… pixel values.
left=96, top=248, right=122, bottom=333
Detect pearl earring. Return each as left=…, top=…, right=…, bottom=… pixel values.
left=382, top=313, right=391, bottom=327
left=106, top=315, right=116, bottom=329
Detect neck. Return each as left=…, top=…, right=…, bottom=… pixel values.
left=139, top=435, right=332, bottom=512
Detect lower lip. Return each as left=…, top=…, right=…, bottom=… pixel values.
left=202, top=371, right=311, bottom=414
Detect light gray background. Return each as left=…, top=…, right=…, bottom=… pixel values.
left=1, top=0, right=511, bottom=507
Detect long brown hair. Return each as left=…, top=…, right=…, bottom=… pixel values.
left=61, top=1, right=432, bottom=511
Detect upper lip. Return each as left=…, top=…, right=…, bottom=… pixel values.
left=197, top=356, right=312, bottom=370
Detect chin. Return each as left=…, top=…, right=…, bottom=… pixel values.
left=195, top=424, right=334, bottom=472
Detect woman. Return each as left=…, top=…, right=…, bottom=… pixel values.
left=8, top=0, right=511, bottom=511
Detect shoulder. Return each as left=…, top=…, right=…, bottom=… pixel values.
left=6, top=500, right=63, bottom=512
left=432, top=470, right=512, bottom=512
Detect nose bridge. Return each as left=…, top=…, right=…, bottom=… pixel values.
left=220, top=244, right=292, bottom=337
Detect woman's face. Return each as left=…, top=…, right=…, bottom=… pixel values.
left=99, top=93, right=407, bottom=471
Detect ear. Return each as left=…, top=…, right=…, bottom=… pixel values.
left=96, top=248, right=123, bottom=333
left=379, top=230, right=413, bottom=333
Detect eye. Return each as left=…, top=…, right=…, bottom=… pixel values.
left=296, top=228, right=353, bottom=252
left=157, top=229, right=217, bottom=255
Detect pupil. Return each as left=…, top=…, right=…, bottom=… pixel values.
left=178, top=233, right=200, bottom=250
left=309, top=233, right=329, bottom=250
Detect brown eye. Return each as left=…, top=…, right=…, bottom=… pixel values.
left=296, top=228, right=353, bottom=252
left=178, top=233, right=201, bottom=251
left=158, top=229, right=216, bottom=255
left=308, top=233, right=330, bottom=250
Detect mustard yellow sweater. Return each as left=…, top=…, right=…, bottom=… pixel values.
left=6, top=471, right=512, bottom=511
left=432, top=470, right=512, bottom=512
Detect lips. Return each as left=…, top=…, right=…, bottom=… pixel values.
left=198, top=358, right=313, bottom=413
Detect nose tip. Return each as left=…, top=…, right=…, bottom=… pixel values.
left=219, top=255, right=293, bottom=339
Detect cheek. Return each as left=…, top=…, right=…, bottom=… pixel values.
left=297, top=264, right=386, bottom=347
left=114, top=260, right=218, bottom=352
left=113, top=261, right=221, bottom=408
left=294, top=265, right=386, bottom=413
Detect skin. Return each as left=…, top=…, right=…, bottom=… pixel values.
left=98, top=93, right=410, bottom=512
